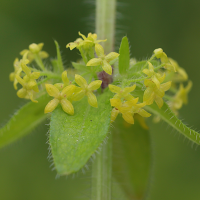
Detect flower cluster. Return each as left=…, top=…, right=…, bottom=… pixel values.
left=9, top=32, right=192, bottom=125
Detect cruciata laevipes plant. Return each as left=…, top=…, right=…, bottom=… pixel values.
left=0, top=0, right=198, bottom=199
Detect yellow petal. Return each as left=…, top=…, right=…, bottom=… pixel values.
left=137, top=108, right=151, bottom=117
left=20, top=49, right=29, bottom=56
left=155, top=96, right=163, bottom=109
left=87, top=91, right=98, bottom=108
left=88, top=80, right=102, bottom=91
left=154, top=48, right=163, bottom=58
left=27, top=91, right=38, bottom=103
left=9, top=72, right=15, bottom=82
left=142, top=69, right=151, bottom=76
left=160, top=81, right=171, bottom=92
left=86, top=58, right=102, bottom=66
left=185, top=80, right=192, bottom=93
left=108, top=84, right=121, bottom=93
left=102, top=60, right=112, bottom=75
left=66, top=42, right=77, bottom=50
left=157, top=73, right=166, bottom=83
left=122, top=112, right=134, bottom=124
left=21, top=63, right=31, bottom=76
left=62, top=71, right=69, bottom=86
left=105, top=52, right=120, bottom=62
left=95, top=43, right=104, bottom=57
left=71, top=88, right=85, bottom=101
left=45, top=84, right=60, bottom=98
left=27, top=80, right=37, bottom=89
left=78, top=32, right=87, bottom=40
left=111, top=108, right=119, bottom=123
left=31, top=72, right=40, bottom=79
left=44, top=99, right=59, bottom=113
left=123, top=85, right=136, bottom=93
left=17, top=88, right=27, bottom=98
left=110, top=98, right=122, bottom=108
left=143, top=87, right=154, bottom=103
left=61, top=85, right=76, bottom=98
left=60, top=99, right=74, bottom=115
left=29, top=43, right=41, bottom=53
left=39, top=51, right=49, bottom=59
left=75, top=74, right=88, bottom=88
left=15, top=75, right=26, bottom=86
left=152, top=75, right=160, bottom=89
left=38, top=43, right=44, bottom=51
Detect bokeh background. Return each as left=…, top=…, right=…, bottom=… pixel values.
left=1, top=0, right=200, bottom=199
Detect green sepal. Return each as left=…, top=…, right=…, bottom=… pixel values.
left=49, top=91, right=112, bottom=175
left=119, top=36, right=130, bottom=75
left=0, top=94, right=51, bottom=149
left=54, top=40, right=64, bottom=73
left=112, top=116, right=151, bottom=199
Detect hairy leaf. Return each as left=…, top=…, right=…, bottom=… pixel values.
left=119, top=36, right=130, bottom=75
left=49, top=91, right=112, bottom=175
left=112, top=116, right=151, bottom=200
left=0, top=94, right=51, bottom=148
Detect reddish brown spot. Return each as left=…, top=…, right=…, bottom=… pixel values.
left=115, top=108, right=118, bottom=110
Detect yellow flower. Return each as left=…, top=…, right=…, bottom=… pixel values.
left=142, top=62, right=166, bottom=89
left=70, top=74, right=102, bottom=108
left=154, top=48, right=176, bottom=72
left=108, top=84, right=136, bottom=100
left=143, top=79, right=171, bottom=108
left=86, top=44, right=119, bottom=75
left=110, top=98, right=151, bottom=124
left=168, top=58, right=188, bottom=82
left=169, top=81, right=192, bottom=113
left=16, top=63, right=40, bottom=103
left=66, top=32, right=107, bottom=51
left=44, top=84, right=76, bottom=114
left=20, top=43, right=49, bottom=62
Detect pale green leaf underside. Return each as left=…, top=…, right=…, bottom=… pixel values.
left=49, top=91, right=112, bottom=175
left=0, top=94, right=51, bottom=149
left=134, top=90, right=200, bottom=145
left=112, top=116, right=151, bottom=199
left=119, top=36, right=130, bottom=75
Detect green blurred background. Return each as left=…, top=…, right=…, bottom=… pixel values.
left=1, top=0, right=200, bottom=199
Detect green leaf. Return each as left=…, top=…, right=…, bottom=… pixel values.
left=112, top=116, right=151, bottom=200
left=146, top=102, right=200, bottom=145
left=119, top=36, right=130, bottom=75
left=0, top=94, right=51, bottom=149
left=49, top=91, right=112, bottom=175
left=54, top=40, right=64, bottom=73
left=71, top=62, right=90, bottom=72
left=134, top=89, right=200, bottom=145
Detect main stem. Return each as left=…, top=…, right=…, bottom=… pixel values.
left=91, top=0, right=116, bottom=200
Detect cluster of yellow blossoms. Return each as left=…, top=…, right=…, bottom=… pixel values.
left=9, top=32, right=192, bottom=125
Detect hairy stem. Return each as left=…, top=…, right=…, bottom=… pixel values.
left=91, top=0, right=116, bottom=199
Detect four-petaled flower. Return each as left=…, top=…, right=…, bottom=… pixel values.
left=154, top=48, right=176, bottom=72
left=169, top=81, right=192, bottom=114
left=142, top=62, right=165, bottom=89
left=110, top=98, right=151, bottom=124
left=108, top=84, right=136, bottom=101
left=15, top=62, right=40, bottom=103
left=66, top=32, right=106, bottom=50
left=86, top=43, right=119, bottom=75
left=20, top=43, right=49, bottom=62
left=143, top=79, right=171, bottom=108
left=70, top=74, right=102, bottom=108
left=45, top=84, right=76, bottom=115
